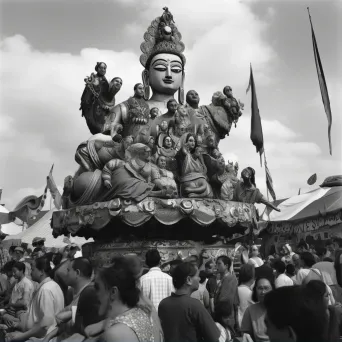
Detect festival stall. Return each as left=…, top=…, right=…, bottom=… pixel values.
left=4, top=209, right=92, bottom=248
left=260, top=176, right=342, bottom=255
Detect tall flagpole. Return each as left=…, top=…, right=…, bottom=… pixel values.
left=263, top=150, right=270, bottom=202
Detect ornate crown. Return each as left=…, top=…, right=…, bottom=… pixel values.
left=140, top=7, right=186, bottom=68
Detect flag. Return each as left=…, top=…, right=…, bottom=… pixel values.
left=246, top=64, right=264, bottom=165
left=308, top=8, right=333, bottom=155
left=47, top=164, right=62, bottom=209
left=265, top=157, right=276, bottom=201
left=307, top=173, right=317, bottom=185
left=10, top=186, right=48, bottom=223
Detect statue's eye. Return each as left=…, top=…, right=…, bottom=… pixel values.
left=171, top=66, right=182, bottom=73
left=154, top=65, right=167, bottom=71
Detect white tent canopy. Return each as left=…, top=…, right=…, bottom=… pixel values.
left=4, top=209, right=93, bottom=248
left=0, top=205, right=23, bottom=235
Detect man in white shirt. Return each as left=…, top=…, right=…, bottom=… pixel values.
left=6, top=255, right=64, bottom=341
left=273, top=259, right=294, bottom=288
left=139, top=249, right=174, bottom=310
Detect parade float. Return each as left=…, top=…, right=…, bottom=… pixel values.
left=50, top=8, right=279, bottom=266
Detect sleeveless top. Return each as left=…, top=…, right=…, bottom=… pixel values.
left=108, top=307, right=154, bottom=342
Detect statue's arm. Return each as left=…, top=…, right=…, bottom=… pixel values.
left=109, top=103, right=127, bottom=137
left=259, top=196, right=281, bottom=212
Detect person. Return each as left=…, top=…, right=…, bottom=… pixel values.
left=139, top=249, right=174, bottom=311
left=31, top=247, right=44, bottom=259
left=5, top=256, right=64, bottom=341
left=264, top=283, right=330, bottom=342
left=281, top=244, right=295, bottom=265
left=94, top=261, right=154, bottom=342
left=13, top=247, right=31, bottom=280
left=0, top=261, right=16, bottom=307
left=215, top=255, right=239, bottom=331
left=215, top=301, right=234, bottom=342
left=248, top=245, right=264, bottom=268
left=237, top=264, right=255, bottom=327
left=241, top=277, right=275, bottom=342
left=273, top=260, right=294, bottom=288
left=32, top=237, right=46, bottom=252
left=285, top=264, right=297, bottom=284
left=2, top=262, right=34, bottom=326
left=291, top=253, right=301, bottom=274
left=42, top=257, right=94, bottom=342
left=191, top=270, right=210, bottom=311
left=158, top=262, right=220, bottom=342
left=296, top=251, right=316, bottom=285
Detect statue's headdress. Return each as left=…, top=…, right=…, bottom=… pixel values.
left=140, top=7, right=186, bottom=69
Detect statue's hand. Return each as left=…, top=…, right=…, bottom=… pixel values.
left=104, top=180, right=112, bottom=189
left=274, top=207, right=281, bottom=212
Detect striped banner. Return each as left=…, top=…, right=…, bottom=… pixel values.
left=265, top=158, right=276, bottom=201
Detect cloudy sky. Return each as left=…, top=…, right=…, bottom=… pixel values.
left=0, top=0, right=341, bottom=211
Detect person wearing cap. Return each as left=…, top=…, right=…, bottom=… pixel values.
left=13, top=247, right=32, bottom=280
left=32, top=237, right=46, bottom=251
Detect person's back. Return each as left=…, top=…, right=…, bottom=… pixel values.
left=158, top=262, right=219, bottom=342
left=139, top=249, right=174, bottom=310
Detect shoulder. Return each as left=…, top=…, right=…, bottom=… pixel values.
left=105, top=322, right=139, bottom=342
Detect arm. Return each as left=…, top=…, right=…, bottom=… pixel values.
left=241, top=307, right=254, bottom=339
left=196, top=303, right=220, bottom=342
left=104, top=323, right=139, bottom=342
left=259, top=196, right=281, bottom=212
left=203, top=288, right=210, bottom=311
left=84, top=320, right=106, bottom=338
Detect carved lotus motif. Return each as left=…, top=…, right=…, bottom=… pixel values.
left=179, top=200, right=194, bottom=215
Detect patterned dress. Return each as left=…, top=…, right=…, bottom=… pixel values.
left=108, top=307, right=154, bottom=342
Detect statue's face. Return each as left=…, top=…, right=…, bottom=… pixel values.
left=123, top=136, right=133, bottom=150
left=207, top=136, right=215, bottom=148
left=164, top=136, right=172, bottom=148
left=167, top=100, right=178, bottom=114
left=241, top=168, right=251, bottom=180
left=139, top=148, right=151, bottom=163
left=177, top=105, right=187, bottom=117
left=97, top=63, right=107, bottom=76
left=149, top=54, right=183, bottom=95
left=134, top=84, right=144, bottom=98
left=186, top=90, right=200, bottom=106
left=158, top=156, right=167, bottom=168
left=150, top=108, right=159, bottom=119
left=187, top=135, right=196, bottom=150
left=112, top=77, right=123, bottom=91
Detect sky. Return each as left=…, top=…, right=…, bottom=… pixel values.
left=0, top=0, right=341, bottom=212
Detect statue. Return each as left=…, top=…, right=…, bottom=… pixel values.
left=74, top=135, right=133, bottom=175
left=177, top=134, right=213, bottom=198
left=220, top=161, right=240, bottom=201
left=110, top=83, right=151, bottom=142
left=153, top=99, right=179, bottom=136
left=222, top=86, right=243, bottom=127
left=149, top=107, right=159, bottom=120
left=186, top=90, right=200, bottom=110
left=99, top=144, right=174, bottom=202
left=80, top=62, right=122, bottom=134
left=151, top=156, right=178, bottom=197
left=155, top=135, right=177, bottom=174
left=202, top=134, right=220, bottom=159
left=233, top=167, right=281, bottom=211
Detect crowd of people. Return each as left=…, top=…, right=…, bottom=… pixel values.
left=0, top=235, right=342, bottom=342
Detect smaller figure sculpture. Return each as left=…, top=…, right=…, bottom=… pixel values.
left=152, top=99, right=179, bottom=137
left=149, top=107, right=159, bottom=120
left=75, top=135, right=134, bottom=176
left=177, top=134, right=213, bottom=198
left=186, top=90, right=200, bottom=110
left=155, top=135, right=177, bottom=174
left=80, top=62, right=123, bottom=134
left=222, top=86, right=243, bottom=127
left=99, top=144, right=175, bottom=202
left=156, top=120, right=169, bottom=137
left=233, top=167, right=280, bottom=211
left=202, top=135, right=220, bottom=159
left=112, top=83, right=151, bottom=141
left=220, top=161, right=240, bottom=201
left=151, top=156, right=178, bottom=197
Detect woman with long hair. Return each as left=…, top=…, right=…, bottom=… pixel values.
left=94, top=259, right=155, bottom=342
left=241, top=277, right=275, bottom=342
